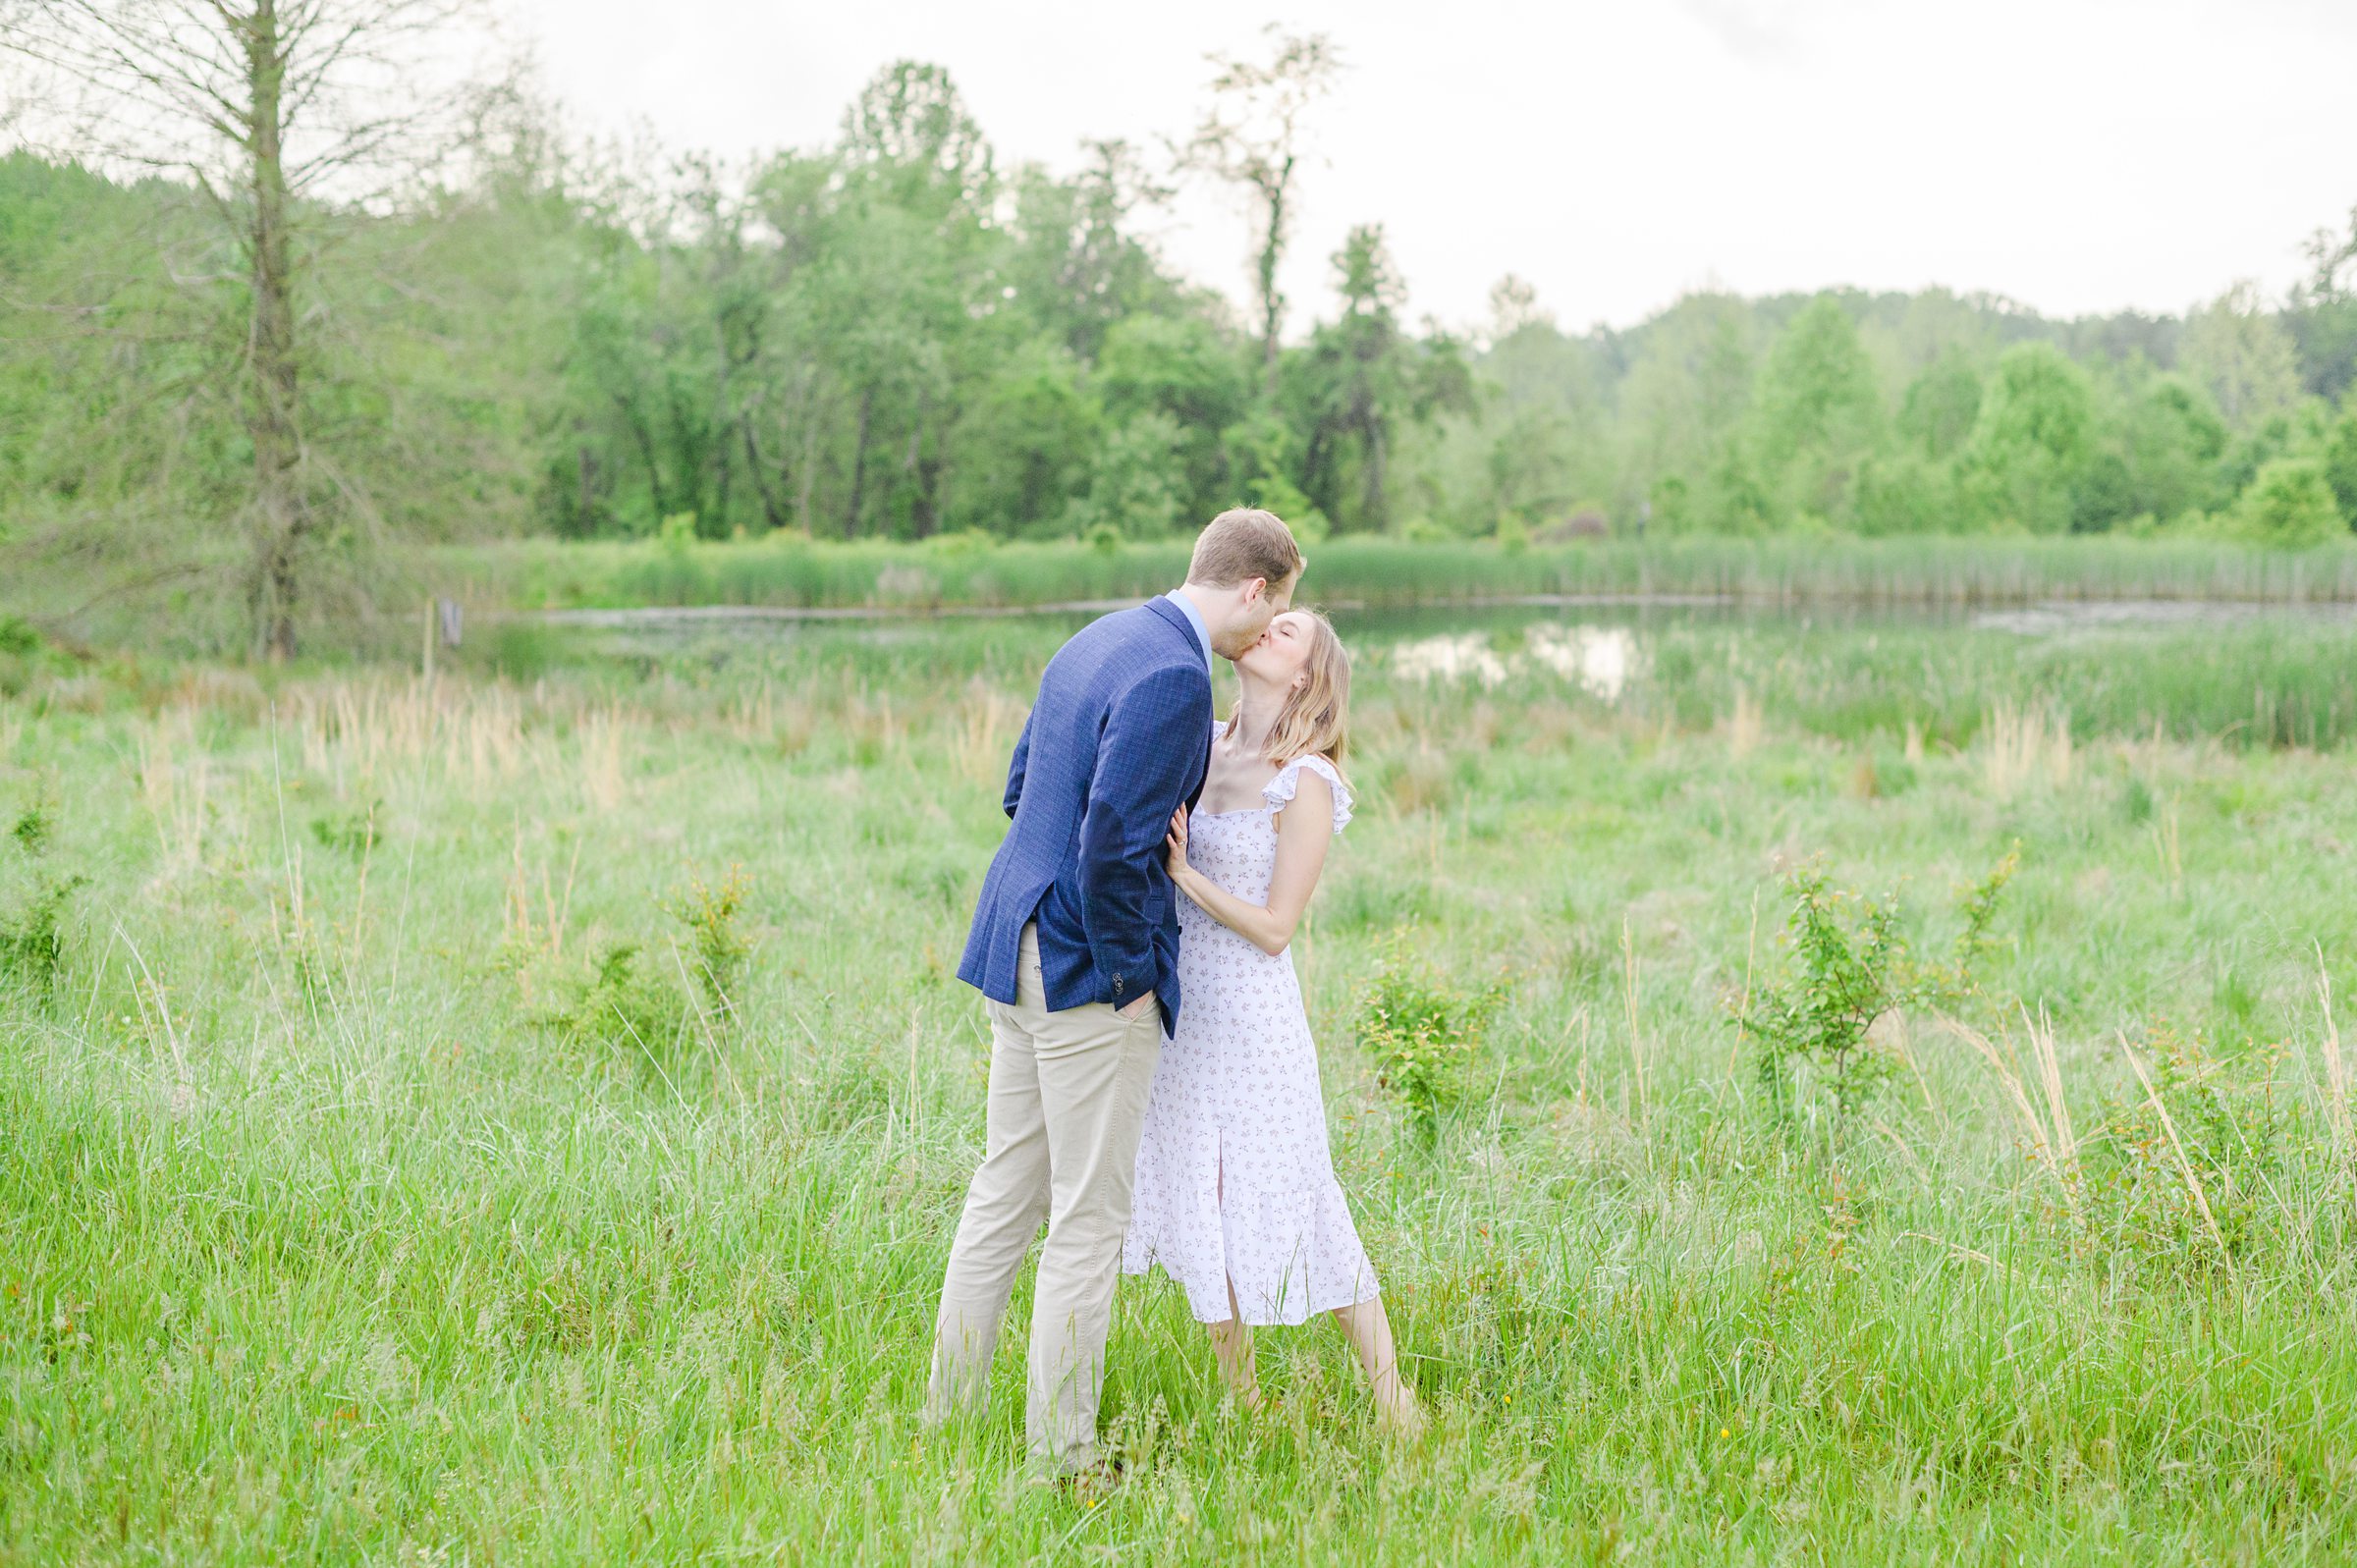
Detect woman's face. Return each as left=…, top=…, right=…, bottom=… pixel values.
left=1235, top=610, right=1316, bottom=689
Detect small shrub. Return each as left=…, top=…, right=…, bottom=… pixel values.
left=11, top=800, right=50, bottom=855
left=668, top=867, right=751, bottom=1015
left=2120, top=775, right=2155, bottom=826
left=1355, top=935, right=1509, bottom=1144
left=540, top=943, right=689, bottom=1068
left=484, top=621, right=561, bottom=682
left=2079, top=1022, right=2286, bottom=1278
left=1737, top=846, right=2018, bottom=1113
left=309, top=800, right=382, bottom=858
left=1, top=873, right=86, bottom=1001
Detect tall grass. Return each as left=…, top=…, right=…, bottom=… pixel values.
left=5, top=622, right=2357, bottom=1561
left=433, top=535, right=2357, bottom=615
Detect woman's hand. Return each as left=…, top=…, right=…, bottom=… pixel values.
left=1164, top=805, right=1190, bottom=881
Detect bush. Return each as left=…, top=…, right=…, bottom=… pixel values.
left=1736, top=847, right=2017, bottom=1113
left=667, top=866, right=751, bottom=1016
left=2078, top=1022, right=2286, bottom=1279
left=538, top=943, right=689, bottom=1071
left=309, top=800, right=382, bottom=858
left=1355, top=935, right=1509, bottom=1144
left=1, top=873, right=85, bottom=1002
left=2236, top=457, right=2345, bottom=548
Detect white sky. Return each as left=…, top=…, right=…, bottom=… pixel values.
left=508, top=0, right=2357, bottom=337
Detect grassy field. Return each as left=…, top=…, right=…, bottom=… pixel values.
left=5, top=611, right=2357, bottom=1562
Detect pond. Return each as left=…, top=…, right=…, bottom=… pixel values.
left=531, top=598, right=2357, bottom=749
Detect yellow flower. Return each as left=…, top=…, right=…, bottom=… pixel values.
left=1719, top=1427, right=1730, bottom=1439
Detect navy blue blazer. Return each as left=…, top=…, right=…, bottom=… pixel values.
left=958, top=598, right=1213, bottom=1030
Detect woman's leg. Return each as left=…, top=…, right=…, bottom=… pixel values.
left=1203, top=1153, right=1261, bottom=1408
left=1205, top=1274, right=1261, bottom=1409
left=1332, top=1295, right=1423, bottom=1435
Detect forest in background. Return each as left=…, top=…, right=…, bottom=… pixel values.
left=5, top=36, right=2357, bottom=654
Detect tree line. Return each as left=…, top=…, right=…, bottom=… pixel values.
left=3, top=14, right=2356, bottom=654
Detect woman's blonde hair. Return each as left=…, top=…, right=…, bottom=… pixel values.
left=1228, top=609, right=1351, bottom=780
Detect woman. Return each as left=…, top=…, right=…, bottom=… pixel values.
left=1123, top=609, right=1423, bottom=1436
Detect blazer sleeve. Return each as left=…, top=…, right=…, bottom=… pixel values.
left=1002, top=706, right=1034, bottom=820
left=1076, top=664, right=1204, bottom=1006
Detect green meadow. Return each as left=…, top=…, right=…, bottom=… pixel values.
left=5, top=603, right=2357, bottom=1563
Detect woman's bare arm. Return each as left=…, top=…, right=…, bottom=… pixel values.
left=1163, top=771, right=1336, bottom=957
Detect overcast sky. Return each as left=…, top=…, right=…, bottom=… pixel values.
left=507, top=0, right=2357, bottom=338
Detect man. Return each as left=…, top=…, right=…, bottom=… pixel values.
left=926, top=508, right=1304, bottom=1484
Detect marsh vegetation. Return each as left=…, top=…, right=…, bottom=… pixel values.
left=5, top=606, right=2356, bottom=1560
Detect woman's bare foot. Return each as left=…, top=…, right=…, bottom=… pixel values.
left=1376, top=1388, right=1426, bottom=1442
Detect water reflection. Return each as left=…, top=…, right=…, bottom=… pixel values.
left=1390, top=623, right=1639, bottom=700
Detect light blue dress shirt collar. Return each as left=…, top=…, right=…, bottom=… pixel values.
left=1162, top=590, right=1214, bottom=675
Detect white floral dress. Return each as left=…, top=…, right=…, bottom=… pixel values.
left=1122, top=751, right=1381, bottom=1326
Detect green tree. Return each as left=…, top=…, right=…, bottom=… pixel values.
left=1289, top=225, right=1471, bottom=531
left=2324, top=401, right=2357, bottom=525
left=943, top=336, right=1097, bottom=534
left=1178, top=27, right=1342, bottom=397
left=1961, top=344, right=2097, bottom=533
left=1095, top=313, right=1252, bottom=518
left=1619, top=294, right=1755, bottom=531
left=2284, top=205, right=2357, bottom=403
left=2181, top=282, right=2303, bottom=433
left=1746, top=296, right=1885, bottom=524
left=2114, top=375, right=2229, bottom=523
left=1005, top=139, right=1177, bottom=362
left=1897, top=349, right=1983, bottom=459
left=1063, top=409, right=1190, bottom=538
left=3, top=0, right=496, bottom=658
left=2236, top=457, right=2345, bottom=546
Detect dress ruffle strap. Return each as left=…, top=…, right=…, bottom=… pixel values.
left=1261, top=754, right=1353, bottom=834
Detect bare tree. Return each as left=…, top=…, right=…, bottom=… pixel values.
left=2, top=0, right=491, bottom=660
left=1177, top=27, right=1342, bottom=398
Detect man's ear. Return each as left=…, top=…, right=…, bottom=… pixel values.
left=1240, top=576, right=1267, bottom=607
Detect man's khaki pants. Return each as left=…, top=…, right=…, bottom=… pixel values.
left=925, top=925, right=1163, bottom=1474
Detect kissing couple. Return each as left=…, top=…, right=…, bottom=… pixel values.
left=923, top=507, right=1422, bottom=1492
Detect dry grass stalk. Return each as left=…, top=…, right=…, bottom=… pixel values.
left=2151, top=799, right=2184, bottom=891
left=2319, top=948, right=2352, bottom=1183
left=1948, top=1013, right=2076, bottom=1214
left=2022, top=1003, right=2077, bottom=1171
left=1621, top=915, right=1647, bottom=1132
left=136, top=710, right=210, bottom=873
left=954, top=682, right=1026, bottom=786
left=293, top=676, right=531, bottom=789
left=1725, top=686, right=1763, bottom=759
left=1983, top=701, right=2073, bottom=796
left=578, top=707, right=629, bottom=813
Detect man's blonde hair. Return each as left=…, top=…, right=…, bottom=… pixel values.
left=1186, top=508, right=1303, bottom=591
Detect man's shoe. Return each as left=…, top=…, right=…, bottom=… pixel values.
left=1057, top=1455, right=1125, bottom=1505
